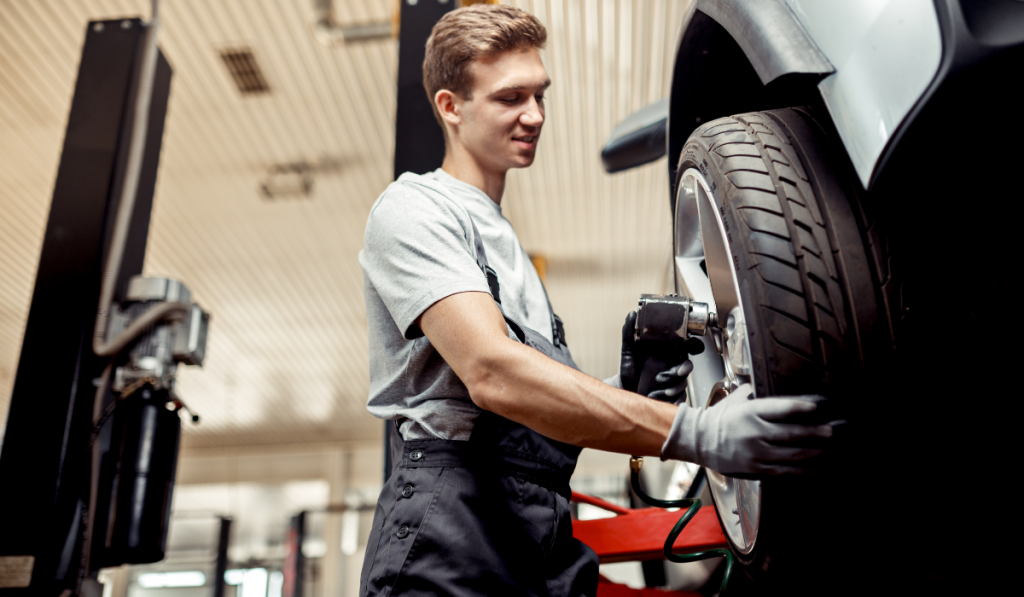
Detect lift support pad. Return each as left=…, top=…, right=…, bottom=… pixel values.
left=570, top=492, right=727, bottom=596
left=571, top=492, right=727, bottom=563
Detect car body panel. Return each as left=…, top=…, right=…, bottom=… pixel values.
left=656, top=0, right=1024, bottom=199
left=785, top=0, right=943, bottom=188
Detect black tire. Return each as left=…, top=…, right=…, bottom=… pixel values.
left=673, top=108, right=898, bottom=592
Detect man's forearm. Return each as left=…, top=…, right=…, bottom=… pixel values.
left=416, top=291, right=676, bottom=456
left=464, top=337, right=677, bottom=456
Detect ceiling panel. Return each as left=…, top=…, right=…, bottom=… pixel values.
left=0, top=0, right=690, bottom=450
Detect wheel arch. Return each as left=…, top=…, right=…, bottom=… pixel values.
left=666, top=0, right=834, bottom=212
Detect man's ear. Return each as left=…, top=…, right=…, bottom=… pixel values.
left=435, top=89, right=462, bottom=131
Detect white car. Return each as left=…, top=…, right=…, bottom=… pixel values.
left=604, top=1, right=1020, bottom=592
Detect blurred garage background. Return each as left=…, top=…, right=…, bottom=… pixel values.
left=0, top=0, right=692, bottom=595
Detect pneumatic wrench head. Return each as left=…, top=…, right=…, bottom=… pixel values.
left=634, top=294, right=714, bottom=355
left=629, top=294, right=714, bottom=399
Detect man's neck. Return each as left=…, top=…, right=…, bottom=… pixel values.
left=440, top=147, right=506, bottom=205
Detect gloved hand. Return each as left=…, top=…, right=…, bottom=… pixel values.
left=661, top=383, right=834, bottom=476
left=646, top=362, right=693, bottom=402
left=619, top=311, right=643, bottom=393
left=619, top=311, right=693, bottom=402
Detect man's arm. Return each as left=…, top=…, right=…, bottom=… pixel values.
left=417, top=290, right=677, bottom=456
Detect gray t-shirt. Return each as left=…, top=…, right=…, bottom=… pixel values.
left=358, top=169, right=554, bottom=440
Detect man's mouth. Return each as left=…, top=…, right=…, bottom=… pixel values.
left=513, top=135, right=537, bottom=148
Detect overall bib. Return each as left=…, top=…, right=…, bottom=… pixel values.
left=359, top=221, right=599, bottom=597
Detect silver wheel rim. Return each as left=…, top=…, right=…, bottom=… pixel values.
left=674, top=166, right=761, bottom=555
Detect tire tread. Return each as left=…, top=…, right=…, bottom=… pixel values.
left=682, top=110, right=872, bottom=396
left=676, top=107, right=900, bottom=587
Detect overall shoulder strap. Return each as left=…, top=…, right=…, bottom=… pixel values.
left=466, top=217, right=502, bottom=305
left=533, top=274, right=566, bottom=348
left=470, top=217, right=567, bottom=348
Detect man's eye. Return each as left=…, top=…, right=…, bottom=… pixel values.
left=500, top=97, right=517, bottom=104
left=535, top=94, right=545, bottom=101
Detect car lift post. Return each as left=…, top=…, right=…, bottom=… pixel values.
left=282, top=512, right=307, bottom=597
left=213, top=517, right=232, bottom=597
left=383, top=0, right=455, bottom=481
left=0, top=18, right=170, bottom=596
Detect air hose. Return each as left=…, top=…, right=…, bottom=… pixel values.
left=629, top=456, right=733, bottom=595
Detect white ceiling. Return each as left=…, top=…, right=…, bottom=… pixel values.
left=0, top=0, right=690, bottom=451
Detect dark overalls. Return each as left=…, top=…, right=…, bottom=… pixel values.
left=359, top=220, right=598, bottom=597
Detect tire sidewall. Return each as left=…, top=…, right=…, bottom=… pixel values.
left=677, top=137, right=771, bottom=401
left=675, top=137, right=772, bottom=571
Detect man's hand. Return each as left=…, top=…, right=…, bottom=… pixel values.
left=619, top=311, right=643, bottom=392
left=619, top=311, right=693, bottom=402
left=662, top=383, right=834, bottom=476
left=647, top=362, right=693, bottom=403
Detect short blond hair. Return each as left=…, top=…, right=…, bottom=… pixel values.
left=423, top=4, right=547, bottom=130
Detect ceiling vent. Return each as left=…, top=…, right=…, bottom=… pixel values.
left=258, top=157, right=344, bottom=200
left=220, top=48, right=270, bottom=95
left=260, top=162, right=313, bottom=200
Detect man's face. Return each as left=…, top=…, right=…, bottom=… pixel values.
left=455, top=48, right=549, bottom=173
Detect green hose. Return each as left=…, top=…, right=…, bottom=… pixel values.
left=630, top=457, right=733, bottom=595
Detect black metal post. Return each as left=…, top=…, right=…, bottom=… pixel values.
left=384, top=0, right=455, bottom=482
left=212, top=517, right=232, bottom=597
left=0, top=18, right=170, bottom=596
left=283, top=512, right=307, bottom=597
left=393, top=0, right=454, bottom=179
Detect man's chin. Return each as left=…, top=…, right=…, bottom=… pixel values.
left=510, top=154, right=536, bottom=169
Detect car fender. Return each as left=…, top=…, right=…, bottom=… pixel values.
left=667, top=1, right=958, bottom=193
left=666, top=0, right=833, bottom=201
left=699, top=1, right=832, bottom=86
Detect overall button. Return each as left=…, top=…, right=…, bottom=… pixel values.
left=401, top=484, right=414, bottom=498
left=396, top=524, right=410, bottom=539
left=409, top=449, right=423, bottom=461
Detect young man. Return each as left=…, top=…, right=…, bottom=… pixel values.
left=358, top=5, right=833, bottom=596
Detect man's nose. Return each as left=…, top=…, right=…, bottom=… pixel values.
left=521, top=98, right=544, bottom=127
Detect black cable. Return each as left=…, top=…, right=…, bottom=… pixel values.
left=684, top=466, right=706, bottom=500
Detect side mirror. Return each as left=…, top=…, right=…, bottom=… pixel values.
left=601, top=98, right=668, bottom=174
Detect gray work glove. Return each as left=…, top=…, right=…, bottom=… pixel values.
left=619, top=311, right=693, bottom=401
left=662, top=383, right=834, bottom=476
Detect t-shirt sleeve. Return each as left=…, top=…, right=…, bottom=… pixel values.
left=360, top=182, right=491, bottom=339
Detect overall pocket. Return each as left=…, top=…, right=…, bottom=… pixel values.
left=359, top=503, right=388, bottom=597
left=369, top=466, right=448, bottom=596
